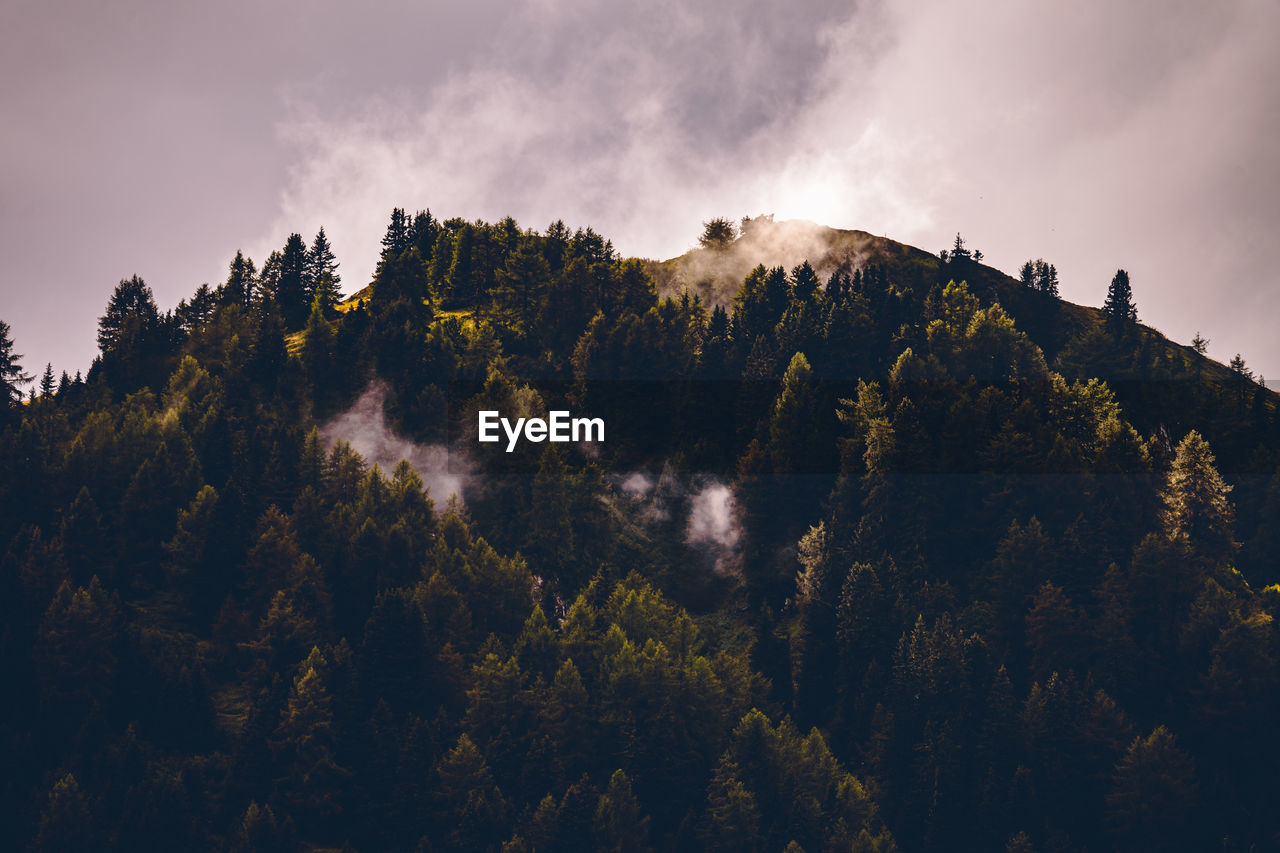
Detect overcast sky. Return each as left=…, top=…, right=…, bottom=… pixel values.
left=3, top=0, right=1278, bottom=385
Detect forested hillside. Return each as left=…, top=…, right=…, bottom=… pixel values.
left=1, top=210, right=1277, bottom=852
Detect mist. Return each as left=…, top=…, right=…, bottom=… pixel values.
left=268, top=0, right=1280, bottom=379
left=320, top=381, right=469, bottom=505
left=5, top=0, right=1278, bottom=389
left=616, top=466, right=743, bottom=575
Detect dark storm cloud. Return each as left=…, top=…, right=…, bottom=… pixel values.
left=3, top=0, right=1278, bottom=383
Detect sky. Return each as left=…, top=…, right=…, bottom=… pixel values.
left=3, top=0, right=1279, bottom=385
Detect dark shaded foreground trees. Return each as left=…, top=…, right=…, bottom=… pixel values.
left=2, top=207, right=1278, bottom=852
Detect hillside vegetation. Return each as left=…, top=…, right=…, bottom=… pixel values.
left=0, top=209, right=1277, bottom=852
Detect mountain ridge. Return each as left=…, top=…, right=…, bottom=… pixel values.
left=644, top=216, right=1260, bottom=391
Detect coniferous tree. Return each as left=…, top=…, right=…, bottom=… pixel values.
left=272, top=648, right=347, bottom=826
left=98, top=275, right=160, bottom=355
left=39, top=362, right=55, bottom=398
left=1018, top=259, right=1059, bottom=296
left=34, top=773, right=96, bottom=853
left=1019, top=260, right=1035, bottom=289
left=222, top=250, right=257, bottom=309
left=699, top=217, right=737, bottom=249
left=1159, top=430, right=1237, bottom=562
left=448, top=223, right=479, bottom=306
left=274, top=233, right=311, bottom=329
left=36, top=576, right=121, bottom=723
left=594, top=769, right=653, bottom=853
left=97, top=275, right=164, bottom=391
left=0, top=318, right=33, bottom=407
left=494, top=237, right=552, bottom=330
left=302, top=299, right=338, bottom=411
left=1102, top=269, right=1137, bottom=334
left=306, top=227, right=342, bottom=313
left=1040, top=262, right=1059, bottom=296
left=410, top=209, right=437, bottom=259
left=381, top=207, right=411, bottom=260
left=1106, top=727, right=1198, bottom=852
left=435, top=733, right=507, bottom=850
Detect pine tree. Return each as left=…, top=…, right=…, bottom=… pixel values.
left=1159, top=430, right=1237, bottom=562
left=436, top=733, right=507, bottom=850
left=943, top=232, right=972, bottom=263
left=1102, top=269, right=1137, bottom=334
left=274, top=233, right=310, bottom=329
left=1190, top=332, right=1208, bottom=382
left=222, top=250, right=257, bottom=309
left=700, top=760, right=762, bottom=851
left=410, top=209, right=437, bottom=259
left=494, top=237, right=551, bottom=330
left=1227, top=353, right=1254, bottom=404
left=36, top=577, right=121, bottom=722
left=302, top=299, right=338, bottom=410
left=34, top=773, right=96, bottom=852
left=306, top=227, right=342, bottom=312
left=1106, top=726, right=1198, bottom=851
left=97, top=275, right=160, bottom=355
left=526, top=446, right=576, bottom=589
left=39, top=362, right=55, bottom=398
left=699, top=217, right=737, bottom=249
left=448, top=223, right=478, bottom=305
left=791, top=261, right=821, bottom=302
left=272, top=648, right=347, bottom=824
left=593, top=769, right=652, bottom=852
left=1040, top=262, right=1059, bottom=297
left=59, top=487, right=109, bottom=584
left=429, top=229, right=455, bottom=294
left=1019, top=260, right=1035, bottom=289
left=381, top=207, right=410, bottom=260
left=0, top=318, right=32, bottom=407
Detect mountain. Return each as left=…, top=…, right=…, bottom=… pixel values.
left=649, top=216, right=1273, bottom=465
left=650, top=216, right=1243, bottom=381
left=2, top=209, right=1278, bottom=852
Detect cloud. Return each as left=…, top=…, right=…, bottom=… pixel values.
left=320, top=381, right=469, bottom=504
left=270, top=0, right=1280, bottom=375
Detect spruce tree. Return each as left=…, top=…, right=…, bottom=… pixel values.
left=593, top=769, right=652, bottom=852
left=1040, top=262, right=1059, bottom=297
left=1160, top=430, right=1237, bottom=562
left=306, top=227, right=342, bottom=312
left=410, top=209, right=437, bottom=259
left=0, top=318, right=33, bottom=406
left=1102, top=269, right=1137, bottom=333
left=97, top=275, right=159, bottom=355
left=494, top=237, right=551, bottom=330
left=40, top=362, right=55, bottom=398
left=380, top=207, right=410, bottom=260
left=275, top=233, right=310, bottom=329
left=1106, top=727, right=1198, bottom=851
left=222, top=250, right=257, bottom=309
left=1019, top=260, right=1035, bottom=289
left=699, top=217, right=737, bottom=249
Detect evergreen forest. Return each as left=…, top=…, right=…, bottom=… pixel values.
left=2, top=211, right=1278, bottom=852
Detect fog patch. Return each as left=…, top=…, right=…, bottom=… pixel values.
left=619, top=471, right=653, bottom=499
left=647, top=217, right=885, bottom=306
left=685, top=479, right=742, bottom=574
left=321, top=381, right=470, bottom=505
left=614, top=467, right=743, bottom=575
